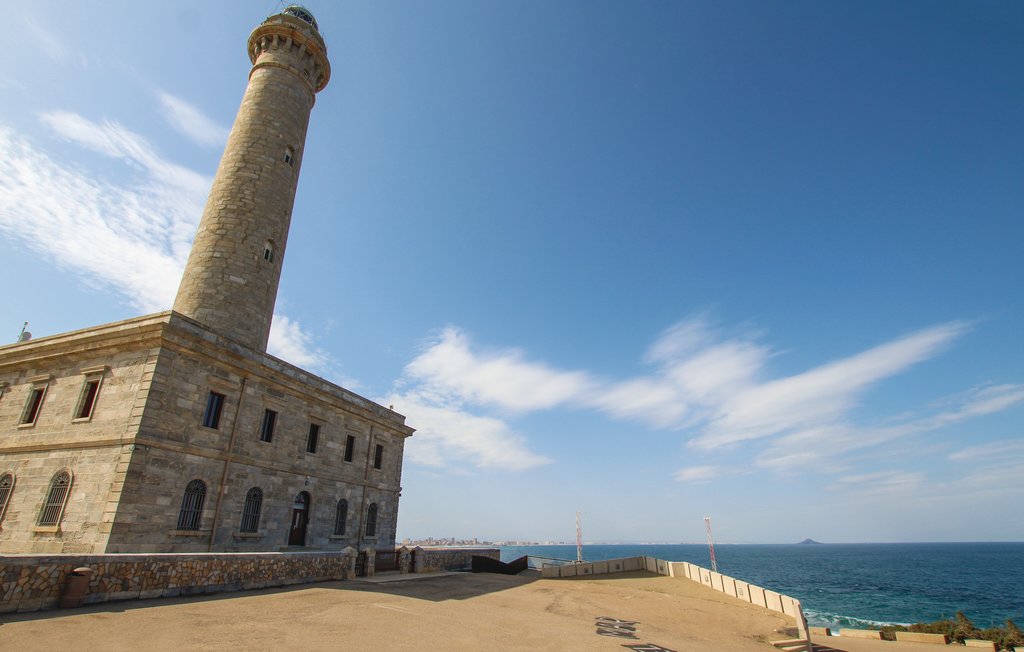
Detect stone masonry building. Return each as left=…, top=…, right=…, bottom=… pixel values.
left=0, top=6, right=413, bottom=554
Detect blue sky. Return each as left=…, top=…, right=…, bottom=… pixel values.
left=1, top=1, right=1022, bottom=543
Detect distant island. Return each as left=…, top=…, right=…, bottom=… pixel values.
left=797, top=538, right=823, bottom=545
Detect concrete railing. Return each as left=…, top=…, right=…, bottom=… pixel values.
left=541, top=556, right=811, bottom=652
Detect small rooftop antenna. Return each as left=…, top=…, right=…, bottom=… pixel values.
left=575, top=511, right=583, bottom=563
left=704, top=516, right=718, bottom=573
left=17, top=321, right=32, bottom=343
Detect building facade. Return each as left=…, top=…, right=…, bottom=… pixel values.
left=0, top=6, right=413, bottom=554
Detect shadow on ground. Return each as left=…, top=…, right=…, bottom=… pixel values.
left=0, top=567, right=598, bottom=625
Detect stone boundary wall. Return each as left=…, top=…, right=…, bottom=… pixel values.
left=541, top=556, right=811, bottom=652
left=411, top=547, right=500, bottom=573
left=1, top=549, right=356, bottom=614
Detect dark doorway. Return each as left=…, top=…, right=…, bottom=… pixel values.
left=289, top=491, right=310, bottom=546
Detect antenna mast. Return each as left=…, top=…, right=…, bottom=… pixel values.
left=576, top=511, right=583, bottom=563
left=704, top=516, right=718, bottom=572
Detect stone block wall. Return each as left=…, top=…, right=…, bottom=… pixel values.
left=0, top=549, right=355, bottom=613
left=0, top=317, right=166, bottom=553
left=1, top=313, right=413, bottom=555
left=412, top=547, right=500, bottom=573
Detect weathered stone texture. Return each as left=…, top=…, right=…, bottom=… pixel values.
left=173, top=12, right=329, bottom=352
left=0, top=9, right=411, bottom=560
left=411, top=547, right=500, bottom=573
left=0, top=550, right=353, bottom=614
left=1, top=313, right=411, bottom=554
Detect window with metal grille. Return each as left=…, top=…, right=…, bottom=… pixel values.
left=373, top=444, right=384, bottom=470
left=333, top=499, right=347, bottom=535
left=240, top=487, right=262, bottom=533
left=202, top=391, right=225, bottom=429
left=0, top=473, right=14, bottom=526
left=21, top=387, right=46, bottom=425
left=365, top=502, right=378, bottom=538
left=76, top=379, right=101, bottom=420
left=177, top=479, right=207, bottom=530
left=259, top=409, right=277, bottom=442
left=344, top=435, right=355, bottom=462
left=38, top=470, right=72, bottom=526
left=307, top=423, right=320, bottom=454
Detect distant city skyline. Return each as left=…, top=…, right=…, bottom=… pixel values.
left=1, top=1, right=1022, bottom=543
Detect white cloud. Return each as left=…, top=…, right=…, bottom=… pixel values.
left=948, top=438, right=1024, bottom=462
left=0, top=116, right=324, bottom=373
left=386, top=389, right=552, bottom=471
left=0, top=119, right=201, bottom=311
left=392, top=317, right=1020, bottom=477
left=23, top=16, right=68, bottom=61
left=404, top=327, right=595, bottom=412
left=675, top=465, right=722, bottom=484
left=826, top=470, right=926, bottom=496
left=156, top=91, right=230, bottom=148
left=756, top=383, right=1024, bottom=473
left=267, top=313, right=326, bottom=372
left=691, top=322, right=967, bottom=450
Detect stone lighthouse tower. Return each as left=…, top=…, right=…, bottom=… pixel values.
left=0, top=6, right=412, bottom=558
left=173, top=5, right=331, bottom=351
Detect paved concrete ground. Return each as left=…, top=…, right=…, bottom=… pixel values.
left=0, top=571, right=959, bottom=652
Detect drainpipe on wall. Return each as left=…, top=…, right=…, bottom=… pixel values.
left=355, top=424, right=374, bottom=553
left=208, top=376, right=247, bottom=552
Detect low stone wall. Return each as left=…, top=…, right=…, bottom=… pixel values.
left=1, top=549, right=356, bottom=614
left=541, top=556, right=811, bottom=652
left=411, top=547, right=500, bottom=573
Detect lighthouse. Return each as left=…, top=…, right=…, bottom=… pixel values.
left=173, top=5, right=331, bottom=351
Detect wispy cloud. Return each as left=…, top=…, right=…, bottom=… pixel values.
left=156, top=91, right=230, bottom=148
left=948, top=438, right=1024, bottom=462
left=0, top=117, right=201, bottom=311
left=755, top=383, right=1024, bottom=473
left=690, top=322, right=968, bottom=450
left=675, top=465, right=724, bottom=484
left=268, top=313, right=328, bottom=372
left=404, top=327, right=595, bottom=412
left=396, top=316, right=1019, bottom=479
left=826, top=470, right=926, bottom=496
left=22, top=16, right=69, bottom=61
left=386, top=387, right=552, bottom=471
left=0, top=116, right=321, bottom=370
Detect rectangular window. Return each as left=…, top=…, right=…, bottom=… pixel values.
left=373, top=444, right=384, bottom=470
left=202, top=391, right=225, bottom=429
left=306, top=423, right=320, bottom=454
left=76, top=379, right=101, bottom=420
left=344, top=435, right=355, bottom=463
left=259, top=409, right=277, bottom=443
left=21, top=387, right=46, bottom=425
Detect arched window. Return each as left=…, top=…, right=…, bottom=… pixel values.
left=240, top=487, right=263, bottom=533
left=0, top=473, right=14, bottom=525
left=333, top=499, right=348, bottom=536
left=177, top=479, right=207, bottom=531
left=38, top=469, right=72, bottom=526
left=283, top=146, right=295, bottom=166
left=365, top=502, right=378, bottom=538
left=263, top=240, right=275, bottom=263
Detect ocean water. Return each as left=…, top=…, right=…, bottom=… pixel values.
left=499, top=543, right=1024, bottom=629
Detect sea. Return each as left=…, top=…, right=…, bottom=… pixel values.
left=499, top=542, right=1024, bottom=630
